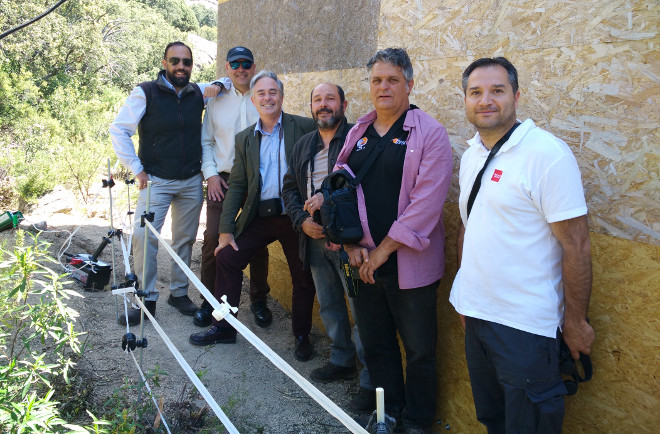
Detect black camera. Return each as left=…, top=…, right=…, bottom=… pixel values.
left=258, top=198, right=283, bottom=217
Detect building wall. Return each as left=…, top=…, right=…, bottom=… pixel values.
left=222, top=0, right=660, bottom=430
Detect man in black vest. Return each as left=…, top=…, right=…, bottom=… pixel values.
left=111, top=41, right=220, bottom=326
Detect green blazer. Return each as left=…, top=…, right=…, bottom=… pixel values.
left=219, top=112, right=316, bottom=238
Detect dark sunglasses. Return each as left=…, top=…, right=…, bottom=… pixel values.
left=229, top=61, right=253, bottom=70
left=166, top=57, right=193, bottom=67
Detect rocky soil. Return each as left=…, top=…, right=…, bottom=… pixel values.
left=5, top=186, right=367, bottom=433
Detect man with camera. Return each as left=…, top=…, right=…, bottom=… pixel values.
left=189, top=71, right=318, bottom=362
left=281, top=82, right=375, bottom=412
left=307, top=48, right=453, bottom=432
left=450, top=57, right=594, bottom=433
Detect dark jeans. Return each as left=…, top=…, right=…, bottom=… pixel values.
left=464, top=317, right=567, bottom=434
left=214, top=214, right=316, bottom=337
left=201, top=172, right=270, bottom=303
left=352, top=268, right=438, bottom=429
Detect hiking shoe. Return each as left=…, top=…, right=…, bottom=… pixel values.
left=294, top=335, right=313, bottom=361
left=310, top=363, right=357, bottom=383
left=189, top=326, right=236, bottom=346
left=167, top=294, right=198, bottom=316
left=350, top=386, right=377, bottom=413
left=118, top=300, right=156, bottom=326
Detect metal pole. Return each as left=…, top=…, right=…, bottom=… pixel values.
left=107, top=159, right=120, bottom=323
left=137, top=180, right=151, bottom=403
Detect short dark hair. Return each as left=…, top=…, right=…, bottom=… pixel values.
left=462, top=57, right=518, bottom=95
left=163, top=41, right=193, bottom=60
left=366, top=48, right=413, bottom=82
left=309, top=83, right=345, bottom=104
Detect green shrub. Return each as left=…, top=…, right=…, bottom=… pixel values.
left=0, top=231, right=108, bottom=432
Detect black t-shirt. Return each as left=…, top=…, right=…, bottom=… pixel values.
left=347, top=108, right=411, bottom=271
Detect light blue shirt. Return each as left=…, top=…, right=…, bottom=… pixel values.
left=255, top=113, right=287, bottom=207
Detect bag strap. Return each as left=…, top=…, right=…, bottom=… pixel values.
left=352, top=119, right=403, bottom=186
left=466, top=122, right=520, bottom=219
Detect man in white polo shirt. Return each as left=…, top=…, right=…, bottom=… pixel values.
left=450, top=57, right=594, bottom=433
left=196, top=46, right=272, bottom=329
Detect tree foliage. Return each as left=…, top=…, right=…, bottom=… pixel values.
left=0, top=0, right=211, bottom=205
left=137, top=0, right=199, bottom=32
left=191, top=4, right=217, bottom=28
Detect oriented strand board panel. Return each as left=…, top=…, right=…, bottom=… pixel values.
left=375, top=0, right=660, bottom=245
left=216, top=0, right=380, bottom=74
left=278, top=0, right=659, bottom=245
left=437, top=204, right=660, bottom=432
left=222, top=0, right=660, bottom=431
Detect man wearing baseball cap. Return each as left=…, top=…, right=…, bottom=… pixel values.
left=195, top=46, right=272, bottom=329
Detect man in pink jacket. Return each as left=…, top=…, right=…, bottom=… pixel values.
left=306, top=48, right=452, bottom=433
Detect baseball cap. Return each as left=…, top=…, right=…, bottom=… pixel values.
left=227, top=46, right=254, bottom=62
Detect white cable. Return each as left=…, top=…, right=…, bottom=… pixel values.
left=131, top=295, right=239, bottom=434
left=144, top=221, right=367, bottom=434
left=127, top=349, right=172, bottom=434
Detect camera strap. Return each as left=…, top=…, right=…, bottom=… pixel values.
left=466, top=122, right=520, bottom=219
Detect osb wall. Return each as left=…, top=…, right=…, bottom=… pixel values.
left=221, top=0, right=660, bottom=431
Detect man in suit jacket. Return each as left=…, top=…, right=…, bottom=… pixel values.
left=189, top=70, right=318, bottom=361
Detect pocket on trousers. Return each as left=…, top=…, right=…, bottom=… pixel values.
left=522, top=377, right=567, bottom=404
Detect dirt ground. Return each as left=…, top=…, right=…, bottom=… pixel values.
left=7, top=186, right=367, bottom=433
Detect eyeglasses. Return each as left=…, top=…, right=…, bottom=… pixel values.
left=229, top=61, right=253, bottom=70
left=166, top=57, right=193, bottom=67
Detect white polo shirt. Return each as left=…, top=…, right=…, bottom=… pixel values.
left=200, top=81, right=259, bottom=177
left=449, top=119, right=588, bottom=338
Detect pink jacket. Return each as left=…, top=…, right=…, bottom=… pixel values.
left=335, top=108, right=452, bottom=289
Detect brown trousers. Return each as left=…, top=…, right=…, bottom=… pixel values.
left=200, top=172, right=270, bottom=303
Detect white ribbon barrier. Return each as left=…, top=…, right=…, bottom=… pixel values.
left=131, top=294, right=240, bottom=434
left=141, top=220, right=368, bottom=433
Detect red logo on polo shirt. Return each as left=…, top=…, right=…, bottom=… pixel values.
left=491, top=169, right=503, bottom=182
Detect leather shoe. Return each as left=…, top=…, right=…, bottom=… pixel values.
left=349, top=386, right=377, bottom=413
left=189, top=326, right=236, bottom=346
left=294, top=335, right=312, bottom=361
left=250, top=301, right=272, bottom=327
left=310, top=363, right=357, bottom=383
left=167, top=295, right=198, bottom=316
left=193, top=300, right=213, bottom=327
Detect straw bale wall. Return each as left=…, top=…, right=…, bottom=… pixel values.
left=220, top=0, right=660, bottom=431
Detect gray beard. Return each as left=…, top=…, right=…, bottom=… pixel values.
left=315, top=115, right=341, bottom=130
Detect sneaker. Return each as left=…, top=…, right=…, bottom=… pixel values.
left=310, top=363, right=357, bottom=383
left=365, top=409, right=397, bottom=433
left=294, top=335, right=313, bottom=361
left=167, top=295, right=198, bottom=316
left=118, top=300, right=156, bottom=326
left=189, top=326, right=236, bottom=346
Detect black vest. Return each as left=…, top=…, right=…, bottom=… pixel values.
left=137, top=75, right=204, bottom=180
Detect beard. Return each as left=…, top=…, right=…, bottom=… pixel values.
left=314, top=108, right=343, bottom=130
left=166, top=69, right=191, bottom=88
